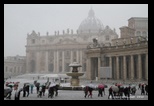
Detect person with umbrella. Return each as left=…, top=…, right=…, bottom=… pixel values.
left=98, top=83, right=104, bottom=97
left=87, top=82, right=95, bottom=98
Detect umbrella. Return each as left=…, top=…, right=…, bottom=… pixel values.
left=7, top=83, right=14, bottom=87
left=4, top=87, right=12, bottom=97
left=117, top=84, right=122, bottom=86
left=49, top=83, right=56, bottom=87
left=87, top=84, right=95, bottom=89
left=131, top=85, right=136, bottom=88
left=98, top=84, right=104, bottom=89
left=112, top=86, right=119, bottom=92
left=24, top=83, right=30, bottom=86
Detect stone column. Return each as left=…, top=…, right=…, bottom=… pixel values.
left=80, top=50, right=83, bottom=72
left=138, top=54, right=142, bottom=80
left=62, top=51, right=65, bottom=72
left=116, top=56, right=119, bottom=80
left=77, top=50, right=79, bottom=63
left=130, top=55, right=134, bottom=80
left=45, top=51, right=48, bottom=73
left=86, top=57, right=91, bottom=80
left=26, top=52, right=29, bottom=73
left=109, top=56, right=112, bottom=79
left=70, top=50, right=73, bottom=71
left=36, top=52, right=40, bottom=73
left=57, top=51, right=59, bottom=73
left=145, top=53, right=148, bottom=80
left=54, top=51, right=56, bottom=73
left=109, top=56, right=112, bottom=67
left=123, top=56, right=126, bottom=80
left=70, top=50, right=73, bottom=63
left=98, top=57, right=101, bottom=80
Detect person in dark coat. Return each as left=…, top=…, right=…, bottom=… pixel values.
left=141, top=84, right=145, bottom=95
left=14, top=88, right=23, bottom=100
left=30, top=84, right=34, bottom=94
left=42, top=85, right=46, bottom=96
left=108, top=86, right=114, bottom=99
left=25, top=85, right=30, bottom=97
left=88, top=87, right=93, bottom=98
left=145, top=84, right=148, bottom=95
left=98, top=88, right=103, bottom=97
left=84, top=86, right=89, bottom=98
left=23, top=84, right=26, bottom=97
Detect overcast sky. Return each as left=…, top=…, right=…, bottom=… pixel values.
left=4, top=4, right=148, bottom=57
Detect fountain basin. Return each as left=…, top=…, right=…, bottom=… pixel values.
left=66, top=72, right=84, bottom=77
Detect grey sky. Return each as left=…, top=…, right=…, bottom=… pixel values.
left=4, top=4, right=148, bottom=57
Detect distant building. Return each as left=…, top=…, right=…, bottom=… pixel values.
left=128, top=17, right=148, bottom=37
left=4, top=55, right=26, bottom=78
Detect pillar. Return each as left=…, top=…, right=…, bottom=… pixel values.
left=145, top=53, right=148, bottom=80
left=54, top=51, right=56, bottom=73
left=62, top=51, right=65, bottom=72
left=77, top=50, right=79, bottom=63
left=86, top=57, right=91, bottom=80
left=109, top=56, right=112, bottom=79
left=80, top=50, right=83, bottom=72
left=138, top=54, right=142, bottom=80
left=123, top=56, right=126, bottom=80
left=36, top=52, right=40, bottom=73
left=116, top=56, right=119, bottom=80
left=130, top=55, right=134, bottom=80
left=57, top=51, right=59, bottom=73
left=98, top=57, right=101, bottom=80
left=45, top=51, right=48, bottom=73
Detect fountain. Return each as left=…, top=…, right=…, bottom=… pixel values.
left=66, top=62, right=84, bottom=86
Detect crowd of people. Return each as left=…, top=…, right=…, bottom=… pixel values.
left=4, top=81, right=148, bottom=100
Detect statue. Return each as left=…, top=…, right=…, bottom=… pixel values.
left=55, top=31, right=57, bottom=35
left=87, top=38, right=100, bottom=49
left=92, top=38, right=100, bottom=47
left=63, top=30, right=65, bottom=35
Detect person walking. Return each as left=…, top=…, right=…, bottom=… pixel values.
left=141, top=84, right=145, bottom=95
left=108, top=86, right=114, bottom=99
left=14, top=88, right=23, bottom=100
left=30, top=84, right=34, bottom=94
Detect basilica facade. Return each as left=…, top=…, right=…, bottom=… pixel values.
left=25, top=8, right=118, bottom=76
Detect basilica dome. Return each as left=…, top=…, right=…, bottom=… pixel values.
left=78, top=8, right=104, bottom=34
